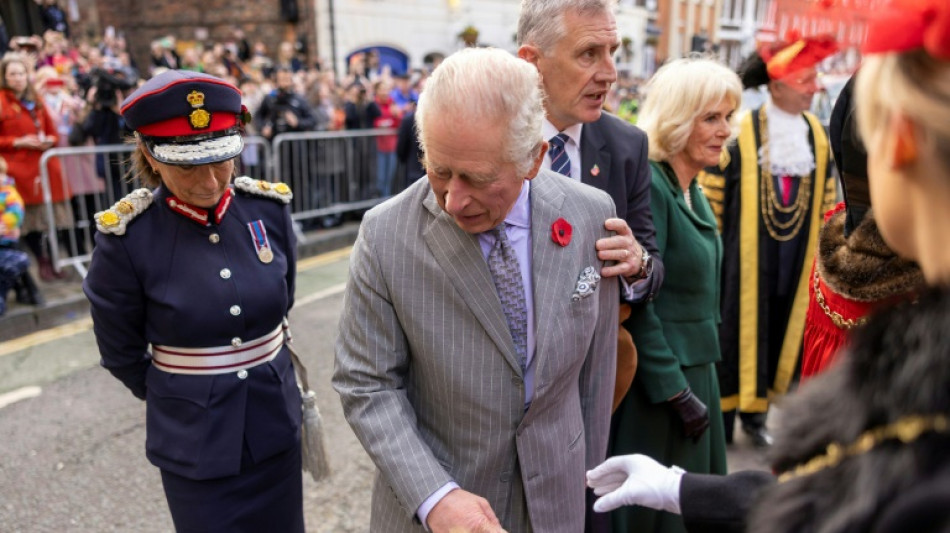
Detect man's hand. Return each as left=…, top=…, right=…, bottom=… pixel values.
left=587, top=455, right=684, bottom=514
left=597, top=218, right=643, bottom=280
left=427, top=489, right=508, bottom=533
left=283, top=110, right=299, bottom=129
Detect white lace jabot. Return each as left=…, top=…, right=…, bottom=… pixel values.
left=760, top=99, right=816, bottom=177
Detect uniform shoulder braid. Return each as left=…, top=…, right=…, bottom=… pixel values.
left=95, top=188, right=154, bottom=235
left=233, top=176, right=293, bottom=204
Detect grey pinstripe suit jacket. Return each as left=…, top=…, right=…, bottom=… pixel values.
left=333, top=169, right=619, bottom=533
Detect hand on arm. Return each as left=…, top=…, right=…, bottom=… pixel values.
left=597, top=218, right=644, bottom=280
left=426, top=489, right=508, bottom=533
left=587, top=454, right=684, bottom=514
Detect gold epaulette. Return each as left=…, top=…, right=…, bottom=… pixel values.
left=233, top=176, right=293, bottom=204
left=95, top=188, right=153, bottom=235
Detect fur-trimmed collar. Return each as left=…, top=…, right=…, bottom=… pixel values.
left=817, top=209, right=924, bottom=302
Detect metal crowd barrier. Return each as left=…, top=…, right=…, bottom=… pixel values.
left=270, top=128, right=402, bottom=230
left=39, top=130, right=411, bottom=278
left=39, top=137, right=272, bottom=278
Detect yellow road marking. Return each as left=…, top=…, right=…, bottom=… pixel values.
left=297, top=247, right=351, bottom=269
left=0, top=247, right=352, bottom=357
left=0, top=318, right=92, bottom=357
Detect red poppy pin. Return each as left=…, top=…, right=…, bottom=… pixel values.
left=551, top=218, right=572, bottom=247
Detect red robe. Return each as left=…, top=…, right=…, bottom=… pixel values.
left=801, top=203, right=922, bottom=380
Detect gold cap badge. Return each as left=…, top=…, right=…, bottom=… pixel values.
left=187, top=90, right=212, bottom=129
left=187, top=90, right=205, bottom=108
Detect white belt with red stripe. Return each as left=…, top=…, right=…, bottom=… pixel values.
left=151, top=323, right=285, bottom=375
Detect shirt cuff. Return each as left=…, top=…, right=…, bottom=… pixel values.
left=417, top=482, right=460, bottom=531
left=620, top=274, right=649, bottom=302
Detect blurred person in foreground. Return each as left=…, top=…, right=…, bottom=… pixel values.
left=82, top=70, right=304, bottom=531
left=587, top=2, right=950, bottom=531
left=333, top=47, right=618, bottom=533
left=0, top=52, right=72, bottom=281
left=608, top=57, right=741, bottom=533
left=698, top=33, right=839, bottom=447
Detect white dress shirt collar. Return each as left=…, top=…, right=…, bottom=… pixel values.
left=542, top=119, right=584, bottom=181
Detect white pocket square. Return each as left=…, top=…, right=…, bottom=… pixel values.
left=571, top=266, right=601, bottom=301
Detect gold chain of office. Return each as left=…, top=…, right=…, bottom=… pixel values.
left=812, top=270, right=869, bottom=330
left=758, top=110, right=813, bottom=242
left=777, top=414, right=950, bottom=483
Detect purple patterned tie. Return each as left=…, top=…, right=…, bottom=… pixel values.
left=487, top=224, right=528, bottom=372
left=548, top=133, right=572, bottom=178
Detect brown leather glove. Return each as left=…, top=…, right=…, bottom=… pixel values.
left=668, top=387, right=709, bottom=442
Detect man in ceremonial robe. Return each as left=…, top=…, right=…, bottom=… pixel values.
left=699, top=33, right=838, bottom=446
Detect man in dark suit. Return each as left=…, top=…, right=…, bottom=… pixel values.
left=517, top=1, right=663, bottom=530
left=517, top=0, right=663, bottom=300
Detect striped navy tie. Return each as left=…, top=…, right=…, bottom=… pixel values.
left=486, top=224, right=528, bottom=373
left=548, top=133, right=572, bottom=178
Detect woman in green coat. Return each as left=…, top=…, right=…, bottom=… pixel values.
left=609, top=57, right=742, bottom=533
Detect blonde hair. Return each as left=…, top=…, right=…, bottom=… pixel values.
left=855, top=49, right=950, bottom=176
left=637, top=56, right=743, bottom=162
left=129, top=140, right=160, bottom=187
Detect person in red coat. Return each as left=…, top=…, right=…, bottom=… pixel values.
left=800, top=76, right=922, bottom=380
left=0, top=53, right=72, bottom=280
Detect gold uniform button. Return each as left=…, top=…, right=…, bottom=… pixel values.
left=230, top=305, right=242, bottom=316
left=220, top=268, right=232, bottom=280
left=237, top=369, right=248, bottom=379
left=209, top=233, right=220, bottom=244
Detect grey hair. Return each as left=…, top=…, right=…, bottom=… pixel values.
left=638, top=56, right=743, bottom=162
left=517, top=0, right=615, bottom=51
left=416, top=47, right=544, bottom=175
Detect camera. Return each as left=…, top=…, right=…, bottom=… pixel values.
left=91, top=67, right=136, bottom=108
left=268, top=89, right=295, bottom=134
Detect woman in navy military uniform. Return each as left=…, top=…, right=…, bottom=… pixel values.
left=82, top=70, right=304, bottom=532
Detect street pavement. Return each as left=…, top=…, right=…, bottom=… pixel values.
left=0, top=247, right=770, bottom=533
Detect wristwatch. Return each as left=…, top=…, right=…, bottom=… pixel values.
left=636, top=247, right=653, bottom=280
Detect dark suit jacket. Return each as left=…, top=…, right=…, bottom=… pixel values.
left=396, top=111, right=425, bottom=183
left=579, top=112, right=664, bottom=300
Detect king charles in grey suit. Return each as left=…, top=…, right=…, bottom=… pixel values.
left=333, top=48, right=619, bottom=533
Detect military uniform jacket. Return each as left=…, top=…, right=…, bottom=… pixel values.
left=83, top=181, right=299, bottom=480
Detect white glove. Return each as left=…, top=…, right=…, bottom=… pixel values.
left=586, top=454, right=685, bottom=514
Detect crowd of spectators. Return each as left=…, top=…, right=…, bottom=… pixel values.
left=0, top=18, right=431, bottom=312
